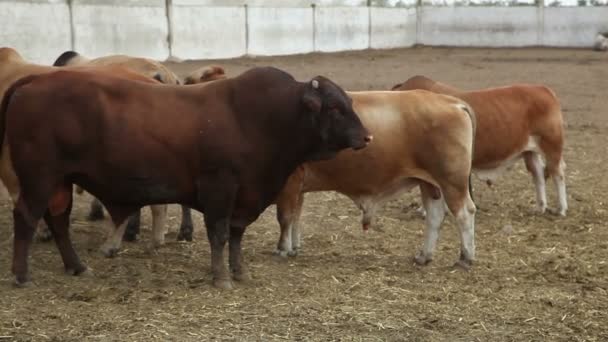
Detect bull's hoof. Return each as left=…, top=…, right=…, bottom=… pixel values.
left=176, top=226, right=193, bottom=242
left=287, top=248, right=299, bottom=257
left=35, top=228, right=54, bottom=243
left=414, top=252, right=432, bottom=266
left=99, top=246, right=120, bottom=258
left=546, top=207, right=567, bottom=217
left=233, top=269, right=252, bottom=282
left=213, top=278, right=234, bottom=290
left=453, top=259, right=473, bottom=271
left=66, top=265, right=93, bottom=277
left=87, top=208, right=105, bottom=221
left=14, top=275, right=32, bottom=288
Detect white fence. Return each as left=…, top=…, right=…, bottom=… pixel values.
left=1, top=0, right=607, bottom=64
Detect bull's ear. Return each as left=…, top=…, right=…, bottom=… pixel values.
left=302, top=79, right=322, bottom=113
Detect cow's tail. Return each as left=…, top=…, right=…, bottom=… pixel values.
left=458, top=102, right=477, bottom=203
left=0, top=74, right=40, bottom=158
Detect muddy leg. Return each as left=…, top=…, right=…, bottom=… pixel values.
left=414, top=183, right=446, bottom=266
left=275, top=193, right=304, bottom=257
left=12, top=208, right=37, bottom=287
left=43, top=207, right=89, bottom=277
left=229, top=225, right=251, bottom=282
left=177, top=205, right=194, bottom=242
left=123, top=209, right=141, bottom=242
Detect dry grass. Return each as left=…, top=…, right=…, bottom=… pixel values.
left=1, top=47, right=607, bottom=341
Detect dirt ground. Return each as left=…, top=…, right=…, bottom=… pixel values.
left=1, top=47, right=607, bottom=341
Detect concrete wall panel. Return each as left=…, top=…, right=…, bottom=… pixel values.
left=370, top=7, right=417, bottom=49
left=171, top=5, right=245, bottom=59
left=543, top=7, right=608, bottom=47
left=315, top=7, right=369, bottom=52
left=418, top=6, right=540, bottom=47
left=247, top=7, right=313, bottom=56
left=71, top=0, right=169, bottom=60
left=0, top=1, right=71, bottom=64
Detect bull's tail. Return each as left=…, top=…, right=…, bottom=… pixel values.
left=458, top=102, right=477, bottom=203
left=0, top=74, right=41, bottom=158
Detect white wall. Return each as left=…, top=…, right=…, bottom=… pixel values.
left=315, top=7, right=370, bottom=52
left=418, top=6, right=540, bottom=47
left=71, top=0, right=170, bottom=60
left=542, top=7, right=608, bottom=47
left=370, top=7, right=417, bottom=49
left=2, top=0, right=608, bottom=63
left=0, top=0, right=71, bottom=64
left=248, top=7, right=314, bottom=55
left=171, top=2, right=246, bottom=59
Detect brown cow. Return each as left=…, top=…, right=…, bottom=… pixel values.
left=270, top=90, right=477, bottom=268
left=392, top=76, right=567, bottom=217
left=52, top=50, right=195, bottom=243
left=0, top=47, right=171, bottom=250
left=1, top=67, right=372, bottom=289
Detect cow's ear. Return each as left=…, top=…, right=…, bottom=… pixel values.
left=302, top=79, right=322, bottom=113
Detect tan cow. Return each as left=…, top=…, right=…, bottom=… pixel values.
left=271, top=90, right=478, bottom=268
left=53, top=50, right=180, bottom=84
left=392, top=76, right=567, bottom=217
left=0, top=47, right=169, bottom=254
left=183, top=65, right=226, bottom=85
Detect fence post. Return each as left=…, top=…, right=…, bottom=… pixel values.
left=68, top=0, right=75, bottom=51
left=312, top=3, right=317, bottom=52
left=165, top=0, right=174, bottom=60
left=537, top=0, right=544, bottom=46
left=416, top=0, right=422, bottom=45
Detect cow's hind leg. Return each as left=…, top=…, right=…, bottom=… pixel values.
left=177, top=205, right=194, bottom=242
left=545, top=157, right=567, bottom=217
left=275, top=193, right=304, bottom=257
left=443, top=185, right=476, bottom=269
left=524, top=151, right=547, bottom=214
left=150, top=205, right=168, bottom=247
left=414, top=182, right=446, bottom=266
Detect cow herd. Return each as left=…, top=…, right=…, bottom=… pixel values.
left=0, top=46, right=567, bottom=290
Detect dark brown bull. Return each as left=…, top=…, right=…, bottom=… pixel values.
left=1, top=66, right=372, bottom=289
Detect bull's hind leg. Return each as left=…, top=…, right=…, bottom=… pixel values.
left=414, top=182, right=446, bottom=266
left=524, top=151, right=547, bottom=214
left=177, top=205, right=194, bottom=242
left=43, top=185, right=90, bottom=277
left=12, top=206, right=38, bottom=286
left=443, top=185, right=476, bottom=269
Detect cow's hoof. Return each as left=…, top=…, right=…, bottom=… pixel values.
left=272, top=249, right=289, bottom=258
left=213, top=278, right=234, bottom=290
left=99, top=246, right=119, bottom=258
left=546, top=207, right=567, bottom=217
left=122, top=233, right=138, bottom=242
left=414, top=252, right=432, bottom=266
left=287, top=249, right=299, bottom=257
left=87, top=209, right=105, bottom=221
left=66, top=266, right=93, bottom=277
left=233, top=269, right=252, bottom=282
left=453, top=259, right=473, bottom=271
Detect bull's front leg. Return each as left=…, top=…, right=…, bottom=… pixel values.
left=204, top=216, right=232, bottom=289
left=229, top=224, right=251, bottom=282
left=176, top=205, right=194, bottom=241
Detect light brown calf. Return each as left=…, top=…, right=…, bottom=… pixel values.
left=272, top=90, right=478, bottom=267
left=0, top=47, right=168, bottom=254
left=392, top=76, right=567, bottom=216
